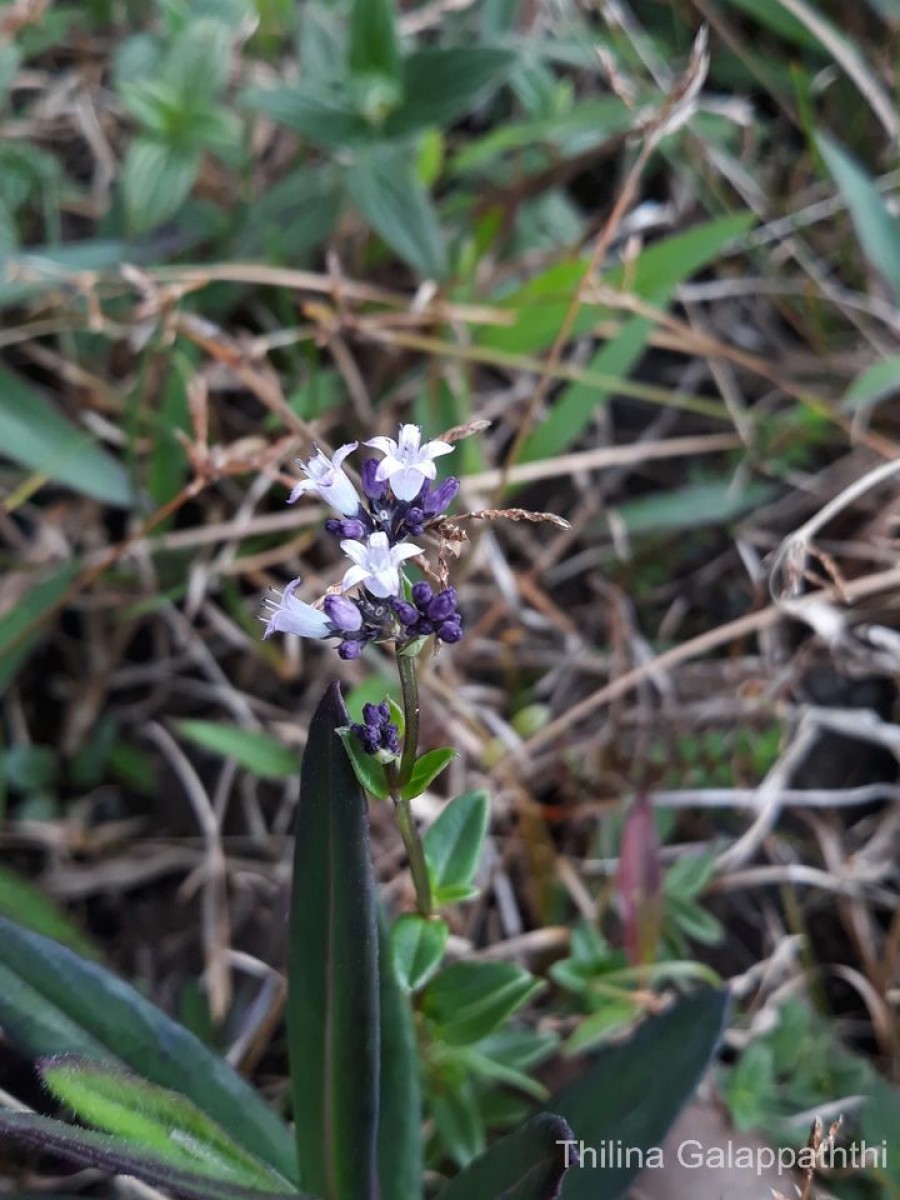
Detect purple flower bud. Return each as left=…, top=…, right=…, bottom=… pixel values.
left=338, top=640, right=363, bottom=660
left=404, top=507, right=425, bottom=536
left=423, top=476, right=460, bottom=516
left=362, top=703, right=381, bottom=727
left=323, top=594, right=363, bottom=632
left=393, top=600, right=418, bottom=626
left=351, top=722, right=380, bottom=753
left=325, top=517, right=367, bottom=539
left=361, top=458, right=388, bottom=502
left=426, top=588, right=457, bottom=623
left=411, top=618, right=434, bottom=637
left=438, top=619, right=463, bottom=643
left=377, top=701, right=391, bottom=722
left=381, top=724, right=400, bottom=755
left=411, top=581, right=433, bottom=608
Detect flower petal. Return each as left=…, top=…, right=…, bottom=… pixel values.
left=390, top=467, right=429, bottom=500
left=422, top=438, right=454, bottom=460
left=364, top=436, right=398, bottom=455
left=287, top=479, right=316, bottom=504
left=339, top=538, right=369, bottom=566
left=340, top=564, right=370, bottom=591
left=375, top=456, right=402, bottom=482
left=332, top=441, right=359, bottom=470
left=392, top=542, right=423, bottom=563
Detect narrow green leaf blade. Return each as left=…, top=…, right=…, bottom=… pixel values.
left=288, top=681, right=379, bottom=1199
left=0, top=367, right=133, bottom=507
left=816, top=132, right=900, bottom=299
left=0, top=917, right=297, bottom=1180
left=0, top=866, right=101, bottom=960
left=348, top=0, right=400, bottom=83
left=400, top=747, right=457, bottom=801
left=547, top=989, right=729, bottom=1200
left=345, top=145, right=447, bottom=279
left=423, top=791, right=489, bottom=894
left=439, top=1113, right=574, bottom=1200
left=241, top=84, right=370, bottom=150
left=842, top=354, right=900, bottom=412
left=0, top=1113, right=307, bottom=1200
left=377, top=912, right=423, bottom=1200
left=40, top=1057, right=294, bottom=1192
left=176, top=720, right=298, bottom=780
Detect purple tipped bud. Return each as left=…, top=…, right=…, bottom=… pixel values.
left=426, top=588, right=457, bottom=623
left=361, top=458, right=388, bottom=502
left=338, top=640, right=363, bottom=660
left=393, top=600, right=418, bottom=626
left=323, top=594, right=364, bottom=632
left=423, top=476, right=460, bottom=516
left=362, top=703, right=381, bottom=727
left=325, top=517, right=367, bottom=539
left=404, top=507, right=425, bottom=536
left=438, top=619, right=463, bottom=643
left=377, top=701, right=391, bottom=722
left=381, top=724, right=401, bottom=755
left=411, top=581, right=433, bottom=608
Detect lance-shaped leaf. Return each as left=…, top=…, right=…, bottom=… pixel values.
left=0, top=1112, right=308, bottom=1200
left=400, top=748, right=457, bottom=801
left=377, top=911, right=423, bottom=1200
left=0, top=917, right=296, bottom=1180
left=39, top=1057, right=294, bottom=1193
left=288, top=681, right=380, bottom=1199
left=546, top=988, right=729, bottom=1200
left=439, top=1113, right=574, bottom=1200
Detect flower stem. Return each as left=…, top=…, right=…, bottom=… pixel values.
left=397, top=649, right=420, bottom=788
left=392, top=648, right=432, bottom=915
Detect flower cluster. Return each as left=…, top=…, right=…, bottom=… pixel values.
left=262, top=425, right=462, bottom=659
left=350, top=702, right=401, bottom=759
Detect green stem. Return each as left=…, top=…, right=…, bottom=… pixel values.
left=397, top=649, right=420, bottom=787
left=392, top=788, right=433, bottom=917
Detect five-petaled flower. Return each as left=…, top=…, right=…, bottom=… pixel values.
left=340, top=531, right=422, bottom=599
left=365, top=424, right=453, bottom=502
left=261, top=579, right=334, bottom=641
left=289, top=444, right=360, bottom=516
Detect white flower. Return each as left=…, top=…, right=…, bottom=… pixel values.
left=262, top=580, right=332, bottom=640
left=289, top=443, right=360, bottom=516
left=364, top=424, right=453, bottom=502
left=340, top=531, right=422, bottom=599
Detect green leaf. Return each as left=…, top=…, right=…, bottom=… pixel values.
left=377, top=911, right=423, bottom=1200
left=439, top=1113, right=574, bottom=1200
left=0, top=367, right=133, bottom=507
left=0, top=917, right=297, bottom=1181
left=0, top=563, right=78, bottom=693
left=123, top=138, right=198, bottom=234
left=390, top=914, right=448, bottom=993
left=337, top=727, right=391, bottom=800
left=400, top=747, right=457, bottom=801
left=0, top=866, right=101, bottom=960
left=40, top=1058, right=294, bottom=1192
left=431, top=1082, right=484, bottom=1167
left=348, top=0, right=400, bottom=84
left=842, top=355, right=900, bottom=412
left=385, top=47, right=516, bottom=137
left=423, top=961, right=543, bottom=1046
left=241, top=84, right=370, bottom=150
left=176, top=721, right=297, bottom=780
left=162, top=17, right=232, bottom=100
left=615, top=478, right=776, bottom=535
left=345, top=144, right=447, bottom=278
left=816, top=132, right=900, bottom=299
left=0, top=1113, right=307, bottom=1200
left=288, top=682, right=379, bottom=1199
left=547, top=989, right=729, bottom=1200
left=424, top=791, right=489, bottom=898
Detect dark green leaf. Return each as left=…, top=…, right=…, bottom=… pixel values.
left=423, top=962, right=543, bottom=1046
left=400, top=747, right=457, bottom=801
left=431, top=1082, right=484, bottom=1167
left=241, top=84, right=370, bottom=150
left=176, top=720, right=298, bottom=780
left=0, top=367, right=133, bottom=507
left=548, top=989, right=729, bottom=1199
left=390, top=914, right=448, bottom=992
left=0, top=866, right=101, bottom=960
left=123, top=138, right=198, bottom=234
left=348, top=0, right=400, bottom=84
left=0, top=917, right=297, bottom=1181
left=816, top=132, right=900, bottom=299
left=0, top=1113, right=306, bottom=1200
left=40, top=1057, right=294, bottom=1191
left=288, top=682, right=379, bottom=1199
left=162, top=18, right=232, bottom=100
left=337, top=726, right=391, bottom=799
left=0, top=563, right=78, bottom=694
left=440, top=1113, right=574, bottom=1200
left=377, top=911, right=423, bottom=1200
left=345, top=144, right=447, bottom=278
left=423, top=790, right=489, bottom=898
left=385, top=48, right=516, bottom=137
